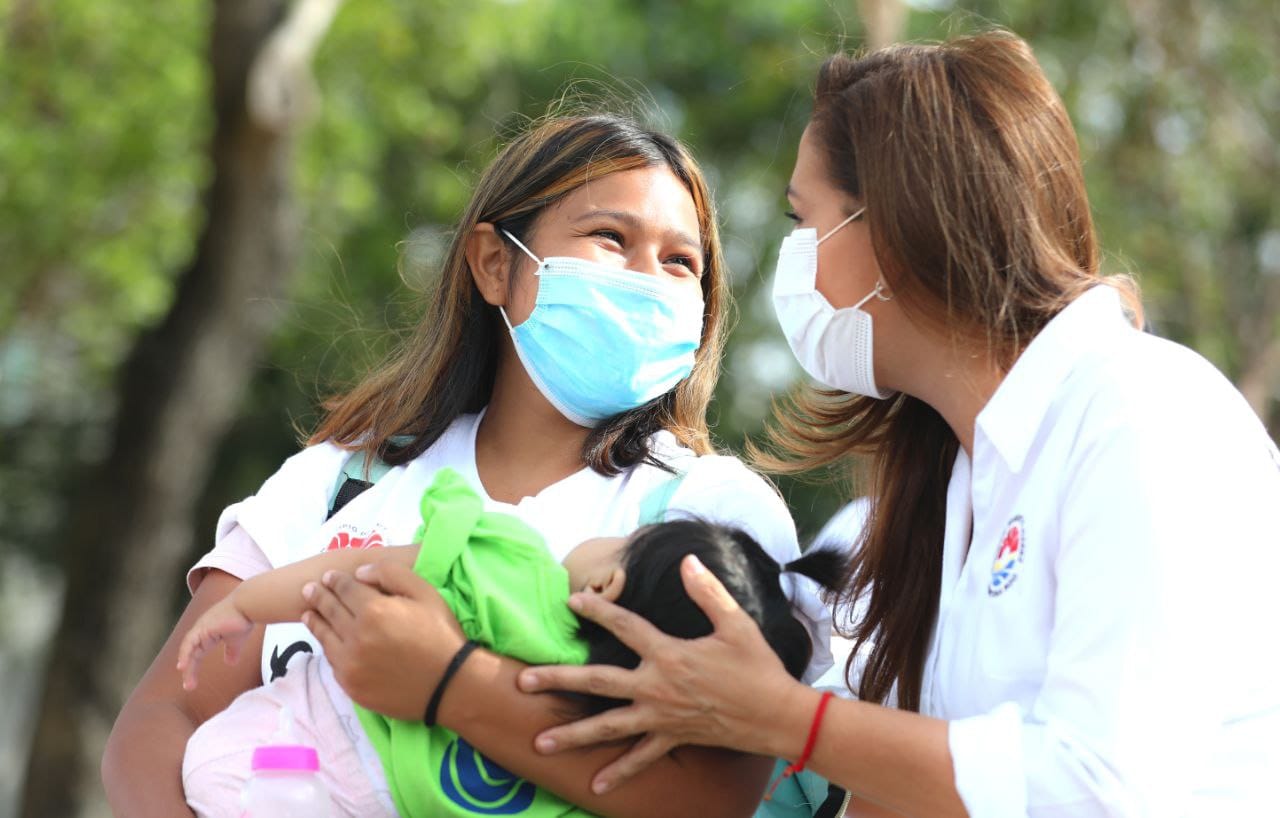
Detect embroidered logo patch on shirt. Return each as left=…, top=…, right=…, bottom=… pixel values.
left=988, top=515, right=1025, bottom=597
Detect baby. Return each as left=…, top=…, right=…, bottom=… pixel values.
left=178, top=467, right=840, bottom=818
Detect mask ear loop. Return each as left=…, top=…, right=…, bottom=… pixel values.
left=816, top=206, right=867, bottom=244
left=501, top=229, right=544, bottom=268
left=498, top=229, right=545, bottom=332
left=851, top=280, right=893, bottom=311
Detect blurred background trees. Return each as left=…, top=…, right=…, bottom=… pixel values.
left=2, top=0, right=1276, bottom=814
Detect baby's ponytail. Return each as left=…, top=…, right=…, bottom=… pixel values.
left=784, top=546, right=848, bottom=596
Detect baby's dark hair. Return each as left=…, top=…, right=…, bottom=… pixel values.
left=572, top=517, right=846, bottom=715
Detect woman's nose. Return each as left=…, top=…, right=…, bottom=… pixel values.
left=626, top=244, right=666, bottom=278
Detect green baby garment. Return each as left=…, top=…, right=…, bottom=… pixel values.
left=353, top=468, right=594, bottom=818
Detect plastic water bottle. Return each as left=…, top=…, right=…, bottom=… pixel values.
left=241, top=744, right=334, bottom=817
left=241, top=707, right=333, bottom=817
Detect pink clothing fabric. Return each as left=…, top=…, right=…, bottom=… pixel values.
left=183, top=653, right=397, bottom=818
left=187, top=523, right=273, bottom=594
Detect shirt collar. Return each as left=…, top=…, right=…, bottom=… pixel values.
left=976, top=285, right=1130, bottom=473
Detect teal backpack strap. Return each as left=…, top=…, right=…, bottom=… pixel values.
left=753, top=762, right=849, bottom=817
left=638, top=470, right=687, bottom=525
left=349, top=449, right=394, bottom=484
left=326, top=436, right=408, bottom=519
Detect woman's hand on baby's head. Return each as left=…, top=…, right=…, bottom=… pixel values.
left=518, top=555, right=800, bottom=793
left=175, top=596, right=253, bottom=692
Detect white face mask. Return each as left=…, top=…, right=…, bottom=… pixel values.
left=771, top=207, right=896, bottom=399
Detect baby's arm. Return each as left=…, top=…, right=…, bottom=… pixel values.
left=227, top=543, right=421, bottom=623
left=177, top=544, right=420, bottom=689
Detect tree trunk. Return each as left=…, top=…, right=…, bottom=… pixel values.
left=1238, top=335, right=1280, bottom=431
left=19, top=1, right=307, bottom=814
left=857, top=0, right=907, bottom=51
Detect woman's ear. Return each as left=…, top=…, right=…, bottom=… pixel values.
left=466, top=222, right=511, bottom=307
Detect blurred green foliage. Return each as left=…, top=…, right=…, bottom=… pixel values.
left=2, top=0, right=1277, bottom=579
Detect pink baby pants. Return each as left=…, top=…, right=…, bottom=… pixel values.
left=182, top=653, right=398, bottom=817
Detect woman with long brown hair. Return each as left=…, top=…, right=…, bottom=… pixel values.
left=103, top=113, right=830, bottom=817
left=514, top=31, right=1280, bottom=816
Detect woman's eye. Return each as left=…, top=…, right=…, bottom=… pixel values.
left=784, top=210, right=801, bottom=223
left=593, top=229, right=624, bottom=244
left=665, top=256, right=699, bottom=276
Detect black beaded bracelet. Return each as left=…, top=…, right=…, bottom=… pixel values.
left=424, top=640, right=480, bottom=727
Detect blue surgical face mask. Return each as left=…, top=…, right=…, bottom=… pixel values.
left=498, top=230, right=705, bottom=427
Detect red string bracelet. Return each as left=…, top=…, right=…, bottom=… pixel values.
left=764, top=690, right=835, bottom=801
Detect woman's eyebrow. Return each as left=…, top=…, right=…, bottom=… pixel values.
left=784, top=184, right=803, bottom=202
left=573, top=209, right=701, bottom=251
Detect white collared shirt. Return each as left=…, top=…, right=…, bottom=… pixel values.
left=922, top=286, right=1280, bottom=816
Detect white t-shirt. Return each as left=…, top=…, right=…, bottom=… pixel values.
left=925, top=287, right=1280, bottom=817
left=189, top=411, right=833, bottom=684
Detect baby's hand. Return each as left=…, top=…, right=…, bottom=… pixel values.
left=176, top=595, right=253, bottom=691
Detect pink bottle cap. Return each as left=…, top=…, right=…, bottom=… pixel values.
left=251, top=744, right=319, bottom=772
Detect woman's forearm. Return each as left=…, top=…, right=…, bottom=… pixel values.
left=102, top=699, right=198, bottom=818
left=103, top=570, right=264, bottom=817
left=235, top=545, right=420, bottom=623
left=440, top=648, right=773, bottom=818
left=767, top=685, right=965, bottom=818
